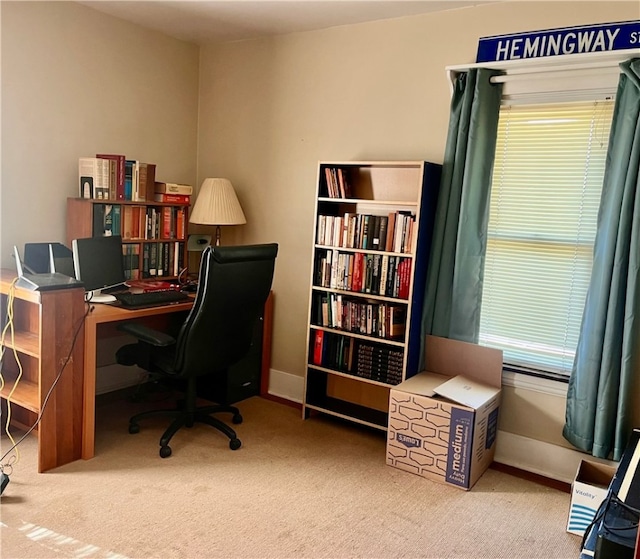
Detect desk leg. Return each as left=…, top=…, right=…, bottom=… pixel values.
left=82, top=317, right=97, bottom=459
left=260, top=292, right=274, bottom=397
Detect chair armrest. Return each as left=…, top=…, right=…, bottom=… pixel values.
left=117, top=322, right=176, bottom=347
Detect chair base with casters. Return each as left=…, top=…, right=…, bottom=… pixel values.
left=128, top=374, right=243, bottom=458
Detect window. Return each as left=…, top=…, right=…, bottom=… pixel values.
left=479, top=99, right=615, bottom=376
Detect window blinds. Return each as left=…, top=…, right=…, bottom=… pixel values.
left=479, top=99, right=615, bottom=375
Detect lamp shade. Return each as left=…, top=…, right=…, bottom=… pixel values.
left=189, top=178, right=247, bottom=226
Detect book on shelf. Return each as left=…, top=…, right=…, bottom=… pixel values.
left=92, top=203, right=118, bottom=237
left=313, top=330, right=324, bottom=365
left=160, top=206, right=180, bottom=239
left=129, top=160, right=141, bottom=201
left=79, top=157, right=109, bottom=200
left=385, top=212, right=396, bottom=252
left=92, top=204, right=106, bottom=237
left=122, top=243, right=141, bottom=280
left=148, top=244, right=158, bottom=276
left=377, top=216, right=388, bottom=251
left=322, top=167, right=352, bottom=199
left=96, top=154, right=126, bottom=200
left=124, top=160, right=135, bottom=201
left=136, top=162, right=156, bottom=202
left=154, top=182, right=193, bottom=195
left=175, top=207, right=186, bottom=240
left=154, top=193, right=191, bottom=204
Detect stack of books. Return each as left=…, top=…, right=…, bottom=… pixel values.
left=153, top=181, right=193, bottom=204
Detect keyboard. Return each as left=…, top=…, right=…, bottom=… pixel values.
left=114, top=290, right=191, bottom=309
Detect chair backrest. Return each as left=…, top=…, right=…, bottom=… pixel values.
left=173, top=243, right=278, bottom=378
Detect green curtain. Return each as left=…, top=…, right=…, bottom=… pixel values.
left=564, top=59, right=640, bottom=461
left=419, top=68, right=502, bottom=367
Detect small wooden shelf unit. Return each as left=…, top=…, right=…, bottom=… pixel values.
left=0, top=270, right=86, bottom=472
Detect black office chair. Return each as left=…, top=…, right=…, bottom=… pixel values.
left=115, top=243, right=278, bottom=458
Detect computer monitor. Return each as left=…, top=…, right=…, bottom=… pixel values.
left=72, top=235, right=126, bottom=303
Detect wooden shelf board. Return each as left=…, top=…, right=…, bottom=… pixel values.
left=0, top=378, right=40, bottom=413
left=307, top=364, right=400, bottom=388
left=318, top=197, right=418, bottom=207
left=314, top=245, right=415, bottom=259
left=304, top=397, right=388, bottom=430
left=309, top=325, right=406, bottom=348
left=1, top=331, right=39, bottom=357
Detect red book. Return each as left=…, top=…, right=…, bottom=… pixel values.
left=352, top=252, right=363, bottom=293
left=313, top=330, right=324, bottom=365
left=398, top=259, right=412, bottom=299
left=154, top=193, right=191, bottom=204
left=175, top=207, right=186, bottom=240
left=161, top=207, right=173, bottom=239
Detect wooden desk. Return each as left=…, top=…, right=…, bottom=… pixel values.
left=82, top=291, right=274, bottom=459
left=82, top=299, right=193, bottom=459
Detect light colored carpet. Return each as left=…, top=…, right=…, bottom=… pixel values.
left=1, top=395, right=582, bottom=559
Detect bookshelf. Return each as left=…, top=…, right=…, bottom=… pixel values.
left=0, top=270, right=85, bottom=472
left=302, top=161, right=441, bottom=431
left=66, top=198, right=189, bottom=280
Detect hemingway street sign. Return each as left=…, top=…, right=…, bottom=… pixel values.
left=476, top=20, right=640, bottom=63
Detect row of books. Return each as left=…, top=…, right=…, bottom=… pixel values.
left=79, top=154, right=194, bottom=203
left=122, top=241, right=185, bottom=280
left=356, top=344, right=404, bottom=385
left=313, top=292, right=407, bottom=340
left=79, top=155, right=156, bottom=202
left=93, top=204, right=187, bottom=241
left=317, top=211, right=415, bottom=254
left=315, top=250, right=412, bottom=299
left=310, top=330, right=404, bottom=385
left=323, top=167, right=353, bottom=199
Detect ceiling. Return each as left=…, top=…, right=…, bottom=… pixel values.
left=78, top=1, right=495, bottom=44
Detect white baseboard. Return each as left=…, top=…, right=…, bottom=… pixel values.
left=494, top=430, right=614, bottom=483
left=96, top=364, right=146, bottom=395
left=268, top=368, right=304, bottom=403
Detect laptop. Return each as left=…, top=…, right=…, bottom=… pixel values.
left=13, top=245, right=83, bottom=291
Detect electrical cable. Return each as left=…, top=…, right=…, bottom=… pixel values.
left=0, top=300, right=92, bottom=469
left=0, top=279, right=22, bottom=463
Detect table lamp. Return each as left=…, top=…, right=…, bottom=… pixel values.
left=189, top=178, right=247, bottom=246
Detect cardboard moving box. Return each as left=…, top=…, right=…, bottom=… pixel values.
left=386, top=335, right=503, bottom=490
left=567, top=459, right=616, bottom=536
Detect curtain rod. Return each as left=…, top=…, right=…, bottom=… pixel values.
left=445, top=48, right=640, bottom=88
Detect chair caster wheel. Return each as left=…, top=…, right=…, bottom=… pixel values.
left=159, top=445, right=172, bottom=458
left=232, top=413, right=243, bottom=425
left=129, top=423, right=140, bottom=434
left=229, top=438, right=241, bottom=450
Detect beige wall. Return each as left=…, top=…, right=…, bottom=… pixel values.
left=1, top=1, right=200, bottom=265
left=196, top=1, right=639, bottom=451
